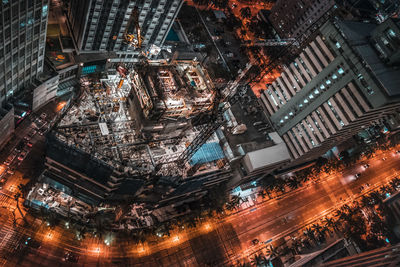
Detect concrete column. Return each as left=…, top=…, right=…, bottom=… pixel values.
left=311, top=111, right=330, bottom=138
left=305, top=47, right=323, bottom=72
left=277, top=77, right=292, bottom=100
left=292, top=126, right=309, bottom=152
left=283, top=134, right=299, bottom=159
left=300, top=52, right=317, bottom=77
left=310, top=41, right=329, bottom=67
left=317, top=107, right=337, bottom=134
left=297, top=124, right=314, bottom=149
left=348, top=82, right=370, bottom=112
left=284, top=66, right=301, bottom=92
left=329, top=97, right=349, bottom=125
left=323, top=103, right=342, bottom=130
left=302, top=119, right=319, bottom=145
left=316, top=35, right=335, bottom=62
left=341, top=87, right=362, bottom=117
left=306, top=115, right=324, bottom=142
left=334, top=93, right=356, bottom=121
left=261, top=93, right=274, bottom=115
left=268, top=85, right=283, bottom=108
left=287, top=130, right=304, bottom=156
left=272, top=82, right=287, bottom=104
left=295, top=58, right=311, bottom=82
left=289, top=63, right=306, bottom=87
left=281, top=72, right=296, bottom=96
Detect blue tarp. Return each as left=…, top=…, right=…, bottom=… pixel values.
left=189, top=142, right=224, bottom=166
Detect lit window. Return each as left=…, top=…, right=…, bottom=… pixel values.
left=388, top=29, right=396, bottom=37
left=338, top=68, right=344, bottom=74
left=42, top=5, right=48, bottom=17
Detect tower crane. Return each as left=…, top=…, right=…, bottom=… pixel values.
left=124, top=6, right=143, bottom=48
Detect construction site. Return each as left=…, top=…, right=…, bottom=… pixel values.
left=51, top=60, right=225, bottom=183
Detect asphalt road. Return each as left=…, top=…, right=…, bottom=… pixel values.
left=1, top=147, right=399, bottom=266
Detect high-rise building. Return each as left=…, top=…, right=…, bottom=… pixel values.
left=259, top=18, right=400, bottom=165
left=268, top=0, right=336, bottom=42
left=0, top=0, right=49, bottom=106
left=66, top=0, right=183, bottom=63
left=322, top=242, right=400, bottom=266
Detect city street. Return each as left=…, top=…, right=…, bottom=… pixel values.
left=1, top=147, right=399, bottom=266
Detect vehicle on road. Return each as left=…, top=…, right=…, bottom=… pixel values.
left=4, top=152, right=18, bottom=166
left=382, top=157, right=387, bottom=161
left=355, top=173, right=362, bottom=179
left=18, top=151, right=27, bottom=161
left=63, top=251, right=79, bottom=263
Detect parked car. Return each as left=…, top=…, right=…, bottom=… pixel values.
left=355, top=173, right=362, bottom=179
left=4, top=152, right=17, bottom=166
left=26, top=141, right=33, bottom=148
left=18, top=151, right=27, bottom=161
left=363, top=164, right=370, bottom=169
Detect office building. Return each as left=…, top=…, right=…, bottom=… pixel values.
left=0, top=0, right=49, bottom=106
left=66, top=0, right=183, bottom=63
left=322, top=242, right=400, bottom=266
left=268, top=0, right=336, bottom=42
left=259, top=18, right=400, bottom=165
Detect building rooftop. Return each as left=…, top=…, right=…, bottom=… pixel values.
left=337, top=19, right=400, bottom=97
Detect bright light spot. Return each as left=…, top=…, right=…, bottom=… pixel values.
left=172, top=236, right=180, bottom=242
left=204, top=223, right=211, bottom=231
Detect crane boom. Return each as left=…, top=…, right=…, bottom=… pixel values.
left=124, top=6, right=143, bottom=48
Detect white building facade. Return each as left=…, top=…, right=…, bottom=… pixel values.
left=260, top=19, right=400, bottom=164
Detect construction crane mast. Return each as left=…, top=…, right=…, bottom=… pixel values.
left=124, top=6, right=143, bottom=48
